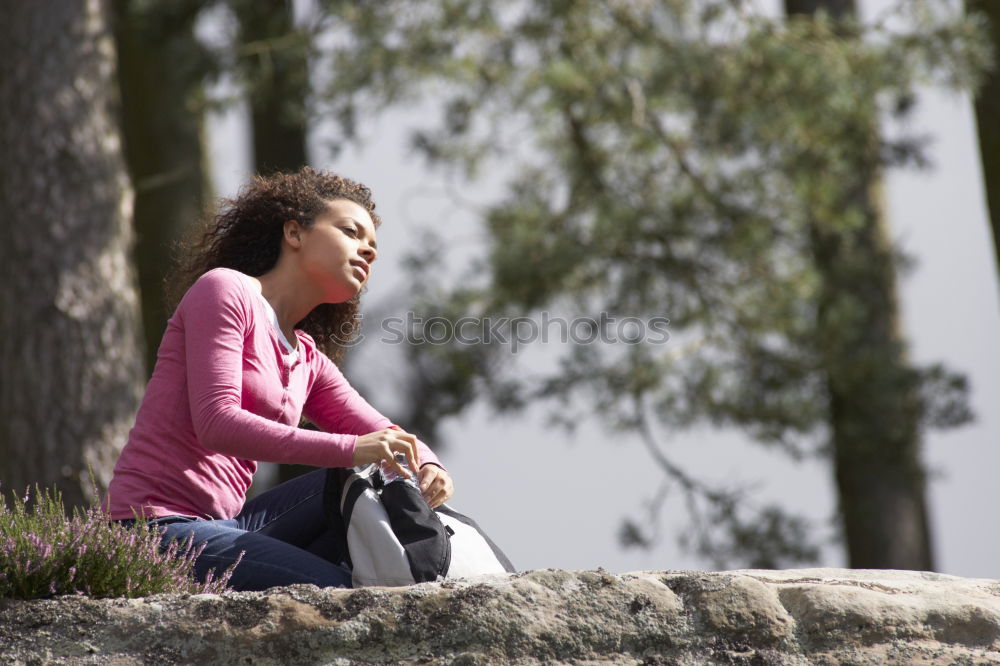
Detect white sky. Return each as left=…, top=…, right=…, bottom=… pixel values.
left=207, top=1, right=1000, bottom=578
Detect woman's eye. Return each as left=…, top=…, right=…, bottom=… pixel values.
left=343, top=227, right=358, bottom=236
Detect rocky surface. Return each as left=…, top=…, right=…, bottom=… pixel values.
left=1, top=568, right=999, bottom=664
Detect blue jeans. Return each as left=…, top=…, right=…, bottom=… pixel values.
left=131, top=469, right=352, bottom=592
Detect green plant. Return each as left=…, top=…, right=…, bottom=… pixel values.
left=0, top=486, right=239, bottom=599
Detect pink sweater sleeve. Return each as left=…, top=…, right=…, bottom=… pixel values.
left=182, top=270, right=357, bottom=467
left=303, top=352, right=444, bottom=470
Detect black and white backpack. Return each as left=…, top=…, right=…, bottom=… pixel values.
left=323, top=465, right=515, bottom=587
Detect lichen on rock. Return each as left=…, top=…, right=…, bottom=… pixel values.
left=1, top=568, right=998, bottom=664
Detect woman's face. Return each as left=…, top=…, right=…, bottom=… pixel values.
left=294, top=198, right=378, bottom=303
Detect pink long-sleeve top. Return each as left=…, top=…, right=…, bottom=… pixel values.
left=106, top=267, right=441, bottom=521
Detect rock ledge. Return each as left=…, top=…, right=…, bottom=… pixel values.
left=2, top=568, right=999, bottom=664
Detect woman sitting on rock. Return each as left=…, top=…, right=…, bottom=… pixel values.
left=105, top=167, right=453, bottom=591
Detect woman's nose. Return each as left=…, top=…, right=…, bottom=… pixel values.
left=359, top=244, right=377, bottom=263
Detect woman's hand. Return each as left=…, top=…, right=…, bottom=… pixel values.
left=418, top=464, right=454, bottom=508
left=353, top=428, right=420, bottom=481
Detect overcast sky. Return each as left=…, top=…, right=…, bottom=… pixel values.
left=207, top=0, right=1000, bottom=578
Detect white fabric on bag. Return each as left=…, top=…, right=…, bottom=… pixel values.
left=341, top=476, right=415, bottom=587
left=436, top=508, right=509, bottom=578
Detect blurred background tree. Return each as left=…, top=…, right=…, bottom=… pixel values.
left=229, top=0, right=317, bottom=484
left=967, top=0, right=1000, bottom=286
left=112, top=0, right=216, bottom=374
left=314, top=0, right=987, bottom=568
left=784, top=0, right=932, bottom=572
left=231, top=0, right=310, bottom=176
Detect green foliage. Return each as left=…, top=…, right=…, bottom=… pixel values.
left=315, top=0, right=988, bottom=567
left=319, top=1, right=984, bottom=437
left=0, top=486, right=237, bottom=599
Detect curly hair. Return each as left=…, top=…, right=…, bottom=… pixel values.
left=167, top=167, right=381, bottom=362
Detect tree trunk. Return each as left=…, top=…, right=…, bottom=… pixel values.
left=233, top=0, right=309, bottom=174
left=966, top=0, right=1000, bottom=285
left=788, top=0, right=935, bottom=570
left=0, top=0, right=146, bottom=507
left=232, top=0, right=312, bottom=485
left=785, top=0, right=854, bottom=19
left=810, top=178, right=935, bottom=570
left=111, top=0, right=212, bottom=375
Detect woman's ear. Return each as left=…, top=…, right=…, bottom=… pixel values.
left=283, top=220, right=303, bottom=249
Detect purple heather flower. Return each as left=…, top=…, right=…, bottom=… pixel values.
left=26, top=533, right=52, bottom=560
